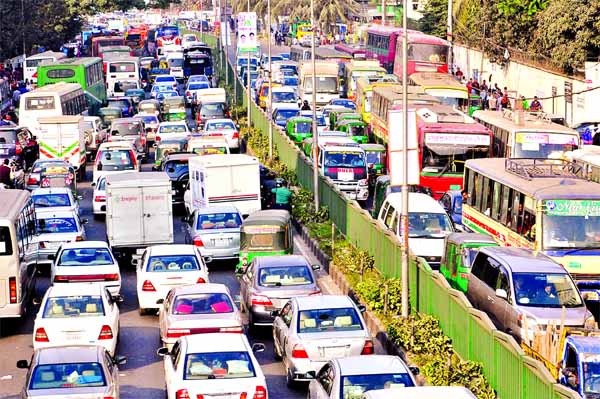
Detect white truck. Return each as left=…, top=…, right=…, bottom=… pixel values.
left=299, top=61, right=340, bottom=108
left=184, top=154, right=261, bottom=217
left=105, top=172, right=174, bottom=260
left=37, top=116, right=87, bottom=180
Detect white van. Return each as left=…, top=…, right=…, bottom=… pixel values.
left=362, top=386, right=477, bottom=399
left=377, top=192, right=454, bottom=269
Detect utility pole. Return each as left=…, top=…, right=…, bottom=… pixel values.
left=310, top=0, right=319, bottom=211
left=400, top=0, right=409, bottom=318
left=267, top=0, right=273, bottom=159
left=382, top=0, right=386, bottom=26
left=246, top=0, right=251, bottom=129
left=447, top=0, right=453, bottom=74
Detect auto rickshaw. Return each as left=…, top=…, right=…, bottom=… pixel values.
left=328, top=107, right=354, bottom=130
left=439, top=233, right=498, bottom=293
left=337, top=119, right=369, bottom=144
left=162, top=96, right=187, bottom=121
left=236, top=210, right=293, bottom=274
left=98, top=107, right=123, bottom=129
left=138, top=99, right=161, bottom=116
left=125, top=88, right=146, bottom=104
left=360, top=143, right=386, bottom=187
left=39, top=161, right=78, bottom=196
left=285, top=116, right=313, bottom=144
left=153, top=137, right=188, bottom=170
left=468, top=94, right=482, bottom=116
left=188, top=136, right=230, bottom=155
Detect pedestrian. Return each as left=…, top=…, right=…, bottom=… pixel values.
left=500, top=92, right=511, bottom=110
left=494, top=92, right=502, bottom=111
left=530, top=96, right=542, bottom=111
left=455, top=67, right=464, bottom=80
left=466, top=78, right=473, bottom=95
left=271, top=178, right=292, bottom=212
left=0, top=159, right=12, bottom=188
left=472, top=79, right=480, bottom=94
left=7, top=106, right=18, bottom=124
left=480, top=80, right=489, bottom=110
left=301, top=100, right=311, bottom=111
left=520, top=96, right=529, bottom=111
left=11, top=88, right=20, bottom=107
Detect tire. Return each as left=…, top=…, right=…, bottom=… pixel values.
left=139, top=308, right=148, bottom=316
left=286, top=365, right=297, bottom=389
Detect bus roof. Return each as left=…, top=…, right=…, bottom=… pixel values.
left=372, top=84, right=436, bottom=101
left=300, top=61, right=338, bottom=76
left=27, top=51, right=65, bottom=60
left=314, top=47, right=352, bottom=60
left=472, top=110, right=579, bottom=135
left=0, top=190, right=31, bottom=220
left=367, top=26, right=449, bottom=45
left=410, top=72, right=466, bottom=91
left=40, top=57, right=102, bottom=68
left=22, top=82, right=82, bottom=96
left=465, top=158, right=600, bottom=200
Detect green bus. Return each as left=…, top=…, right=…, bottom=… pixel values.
left=37, top=57, right=107, bottom=115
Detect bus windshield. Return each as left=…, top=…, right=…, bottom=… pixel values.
left=408, top=212, right=453, bottom=238
left=542, top=200, right=600, bottom=250
left=422, top=133, right=490, bottom=174
left=408, top=43, right=448, bottom=64
left=514, top=132, right=578, bottom=158
left=303, top=77, right=338, bottom=94
left=324, top=151, right=365, bottom=168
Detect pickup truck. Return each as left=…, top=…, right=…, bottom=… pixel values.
left=83, top=116, right=108, bottom=161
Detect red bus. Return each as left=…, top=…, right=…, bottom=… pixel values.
left=365, top=25, right=449, bottom=75
left=334, top=43, right=367, bottom=59
left=91, top=36, right=126, bottom=57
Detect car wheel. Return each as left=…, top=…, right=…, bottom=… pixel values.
left=286, top=365, right=297, bottom=389
left=139, top=307, right=148, bottom=316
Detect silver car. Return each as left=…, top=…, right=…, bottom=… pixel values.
left=183, top=206, right=242, bottom=264
left=272, top=295, right=373, bottom=387
left=17, top=345, right=126, bottom=399
left=239, top=255, right=321, bottom=329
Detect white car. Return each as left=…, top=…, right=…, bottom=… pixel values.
left=182, top=33, right=198, bottom=46
left=308, top=355, right=418, bottom=398
left=202, top=118, right=240, bottom=151
left=156, top=121, right=191, bottom=142
left=33, top=283, right=121, bottom=356
left=188, top=74, right=210, bottom=84
left=154, top=74, right=178, bottom=90
left=272, top=295, right=373, bottom=387
left=271, top=86, right=298, bottom=110
left=51, top=241, right=121, bottom=295
left=93, top=141, right=140, bottom=184
left=31, top=187, right=80, bottom=215
left=300, top=110, right=327, bottom=134
left=363, top=387, right=477, bottom=399
left=135, top=245, right=210, bottom=315
left=92, top=175, right=107, bottom=217
left=159, top=283, right=243, bottom=348
left=158, top=333, right=267, bottom=399
left=151, top=83, right=177, bottom=99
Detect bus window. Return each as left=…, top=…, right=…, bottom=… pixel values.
left=500, top=185, right=510, bottom=225
left=475, top=174, right=484, bottom=211
left=0, top=226, right=13, bottom=255
left=492, top=182, right=501, bottom=220
left=467, top=171, right=476, bottom=207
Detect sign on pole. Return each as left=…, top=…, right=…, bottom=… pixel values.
left=236, top=12, right=257, bottom=52
left=388, top=109, right=419, bottom=186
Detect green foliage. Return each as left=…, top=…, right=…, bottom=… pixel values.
left=387, top=314, right=453, bottom=355
left=419, top=0, right=448, bottom=38
left=292, top=189, right=330, bottom=224
left=497, top=0, right=549, bottom=17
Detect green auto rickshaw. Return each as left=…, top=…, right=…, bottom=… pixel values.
left=162, top=96, right=187, bottom=121
left=98, top=107, right=123, bottom=129
left=285, top=116, right=313, bottom=144
left=236, top=210, right=293, bottom=274
left=125, top=88, right=146, bottom=104
left=328, top=108, right=354, bottom=130
left=440, top=233, right=498, bottom=293
left=337, top=119, right=369, bottom=144
left=360, top=143, right=386, bottom=187
left=153, top=137, right=188, bottom=170
left=468, top=94, right=482, bottom=116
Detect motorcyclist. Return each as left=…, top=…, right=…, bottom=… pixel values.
left=271, top=178, right=292, bottom=212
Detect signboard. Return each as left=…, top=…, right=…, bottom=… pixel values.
left=236, top=12, right=257, bottom=52
left=515, top=132, right=578, bottom=145
left=565, top=81, right=573, bottom=103
left=544, top=200, right=600, bottom=217
left=388, top=109, right=419, bottom=185
left=425, top=133, right=490, bottom=146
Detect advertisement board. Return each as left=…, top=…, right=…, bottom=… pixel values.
left=236, top=12, right=257, bottom=52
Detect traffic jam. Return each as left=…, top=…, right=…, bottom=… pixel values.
left=0, top=6, right=599, bottom=399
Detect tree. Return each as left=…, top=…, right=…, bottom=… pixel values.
left=419, top=0, right=447, bottom=38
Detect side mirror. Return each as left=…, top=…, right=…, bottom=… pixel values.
left=153, top=143, right=158, bottom=148
left=409, top=366, right=420, bottom=376
left=156, top=347, right=170, bottom=357
left=77, top=195, right=83, bottom=200
left=32, top=297, right=42, bottom=306
left=91, top=182, right=96, bottom=187
left=81, top=218, right=89, bottom=225
left=48, top=254, right=55, bottom=260
left=114, top=355, right=127, bottom=365
left=270, top=309, right=280, bottom=318
left=16, top=360, right=29, bottom=369
left=131, top=257, right=139, bottom=266
left=357, top=304, right=367, bottom=313
left=251, top=343, right=266, bottom=353
left=112, top=294, right=124, bottom=304
left=311, top=264, right=320, bottom=271
left=495, top=288, right=508, bottom=300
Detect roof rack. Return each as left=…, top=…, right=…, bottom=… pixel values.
left=505, top=158, right=586, bottom=180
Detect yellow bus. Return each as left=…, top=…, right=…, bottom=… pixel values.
left=343, top=59, right=386, bottom=101
left=463, top=157, right=600, bottom=285
left=409, top=72, right=468, bottom=107
left=355, top=75, right=399, bottom=125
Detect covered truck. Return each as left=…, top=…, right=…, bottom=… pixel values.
left=37, top=116, right=87, bottom=181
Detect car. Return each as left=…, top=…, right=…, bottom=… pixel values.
left=273, top=105, right=300, bottom=128
left=0, top=125, right=38, bottom=169
left=31, top=187, right=80, bottom=214
left=183, top=205, right=243, bottom=263
left=157, top=90, right=180, bottom=103
left=17, top=345, right=126, bottom=399
left=151, top=83, right=177, bottom=99
left=83, top=116, right=108, bottom=160
left=107, top=117, right=148, bottom=160
left=154, top=74, right=179, bottom=90
left=272, top=295, right=373, bottom=387
left=134, top=113, right=161, bottom=143
left=92, top=175, right=108, bottom=217
left=33, top=283, right=121, bottom=356
left=182, top=33, right=198, bottom=46
left=307, top=355, right=418, bottom=398
left=326, top=98, right=357, bottom=111
left=185, top=80, right=211, bottom=106
left=271, top=86, right=299, bottom=110
left=157, top=333, right=267, bottom=399
left=34, top=209, right=87, bottom=272
left=439, top=190, right=463, bottom=229
left=159, top=283, right=243, bottom=348
left=156, top=121, right=191, bottom=141
left=239, top=255, right=321, bottom=330
left=162, top=152, right=197, bottom=205
left=280, top=52, right=291, bottom=60
left=187, top=135, right=230, bottom=157
left=363, top=387, right=477, bottom=399
left=134, top=244, right=210, bottom=315
left=51, top=241, right=121, bottom=295
left=195, top=101, right=229, bottom=130
left=202, top=118, right=240, bottom=151
left=93, top=141, right=139, bottom=184
left=188, top=74, right=210, bottom=84
left=26, top=159, right=76, bottom=191
left=107, top=96, right=136, bottom=117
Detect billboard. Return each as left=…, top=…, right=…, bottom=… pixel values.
left=237, top=12, right=257, bottom=52
left=388, top=109, right=420, bottom=186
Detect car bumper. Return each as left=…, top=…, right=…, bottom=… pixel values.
left=93, top=201, right=106, bottom=215
left=198, top=247, right=239, bottom=262
left=249, top=307, right=276, bottom=325
left=226, top=137, right=240, bottom=149
left=288, top=359, right=326, bottom=381
left=138, top=291, right=167, bottom=310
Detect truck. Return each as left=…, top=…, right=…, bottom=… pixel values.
left=299, top=61, right=340, bottom=108
left=37, top=116, right=87, bottom=181
left=184, top=154, right=261, bottom=217
left=315, top=142, right=369, bottom=201
left=105, top=172, right=174, bottom=260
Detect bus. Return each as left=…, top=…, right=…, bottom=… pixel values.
left=125, top=27, right=147, bottom=49
left=290, top=45, right=311, bottom=62
left=409, top=72, right=468, bottom=107
left=24, top=51, right=66, bottom=83
left=334, top=43, right=367, bottom=59
left=472, top=110, right=580, bottom=159
left=36, top=57, right=106, bottom=116
left=392, top=32, right=449, bottom=76
left=0, top=78, right=11, bottom=115
left=463, top=157, right=600, bottom=286
left=343, top=59, right=387, bottom=100
left=19, top=83, right=87, bottom=135
left=355, top=75, right=399, bottom=124
left=91, top=36, right=126, bottom=57
left=566, top=147, right=600, bottom=183
left=105, top=57, right=140, bottom=97
left=0, top=190, right=37, bottom=320
left=314, top=47, right=352, bottom=64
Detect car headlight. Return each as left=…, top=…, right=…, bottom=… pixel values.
left=358, top=179, right=368, bottom=187
left=585, top=314, right=596, bottom=329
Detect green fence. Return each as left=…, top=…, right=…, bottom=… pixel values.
left=203, top=33, right=580, bottom=399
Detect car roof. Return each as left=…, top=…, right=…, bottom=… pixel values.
left=164, top=153, right=197, bottom=161
left=295, top=295, right=354, bottom=310
left=566, top=336, right=600, bottom=355
left=148, top=244, right=198, bottom=256
left=195, top=205, right=241, bottom=214
left=159, top=121, right=187, bottom=126
left=183, top=333, right=250, bottom=352
left=255, top=255, right=309, bottom=268
left=171, top=283, right=231, bottom=296
left=334, top=355, right=410, bottom=375
left=478, top=247, right=564, bottom=273
left=274, top=105, right=300, bottom=111
left=59, top=240, right=110, bottom=250
left=156, top=75, right=176, bottom=79
left=446, top=232, right=497, bottom=246
left=364, top=387, right=476, bottom=399
left=383, top=192, right=447, bottom=214
left=47, top=282, right=105, bottom=297
left=31, top=188, right=72, bottom=195
left=205, top=118, right=235, bottom=124
left=98, top=142, right=134, bottom=150
left=35, top=209, right=78, bottom=218
left=243, top=210, right=291, bottom=225
left=36, top=345, right=103, bottom=365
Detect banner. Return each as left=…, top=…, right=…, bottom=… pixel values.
left=237, top=12, right=257, bottom=52
left=388, top=109, right=420, bottom=186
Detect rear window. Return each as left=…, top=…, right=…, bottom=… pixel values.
left=58, top=247, right=114, bottom=266
left=196, top=212, right=242, bottom=230
left=32, top=193, right=72, bottom=208
left=205, top=121, right=235, bottom=131
left=172, top=293, right=233, bottom=314
left=42, top=295, right=105, bottom=318
left=37, top=217, right=78, bottom=234
left=159, top=124, right=187, bottom=134
left=107, top=99, right=130, bottom=109
left=26, top=96, right=55, bottom=110
left=147, top=255, right=200, bottom=272
left=297, top=307, right=363, bottom=333
left=188, top=83, right=210, bottom=90
left=97, top=150, right=134, bottom=170
left=46, top=69, right=75, bottom=79
left=0, top=130, right=17, bottom=143
left=110, top=122, right=141, bottom=136
left=0, top=226, right=13, bottom=256
left=201, top=103, right=225, bottom=116
left=164, top=160, right=189, bottom=174
left=138, top=115, right=159, bottom=124
left=109, top=62, right=136, bottom=73
left=29, top=362, right=106, bottom=390
left=156, top=76, right=176, bottom=83
left=258, top=265, right=313, bottom=287
left=184, top=352, right=255, bottom=380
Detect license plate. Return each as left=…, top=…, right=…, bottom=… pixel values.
left=65, top=334, right=82, bottom=341
left=0, top=149, right=8, bottom=155
left=323, top=346, right=347, bottom=358
left=213, top=238, right=230, bottom=247
left=45, top=242, right=60, bottom=249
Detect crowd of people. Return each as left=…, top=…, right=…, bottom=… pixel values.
left=0, top=64, right=31, bottom=125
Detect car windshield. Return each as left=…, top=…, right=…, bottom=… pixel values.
left=513, top=272, right=583, bottom=308
left=272, top=91, right=296, bottom=103
left=275, top=109, right=299, bottom=122
left=303, top=77, right=338, bottom=94
left=172, top=293, right=234, bottom=315
left=196, top=212, right=242, bottom=230
left=43, top=295, right=105, bottom=318
left=258, top=265, right=313, bottom=287
left=0, top=129, right=17, bottom=143
left=32, top=193, right=72, bottom=208
left=513, top=132, right=578, bottom=159
left=188, top=83, right=210, bottom=90
left=97, top=150, right=134, bottom=170
left=184, top=352, right=256, bottom=380
left=169, top=58, right=184, bottom=68
left=37, top=217, right=78, bottom=234
left=583, top=361, right=600, bottom=394
left=407, top=212, right=453, bottom=238
left=58, top=247, right=114, bottom=266
left=324, top=151, right=365, bottom=168
left=147, top=255, right=200, bottom=272
left=29, top=362, right=106, bottom=389
left=164, top=160, right=188, bottom=174
left=159, top=124, right=187, bottom=133
left=366, top=151, right=384, bottom=165
left=298, top=307, right=362, bottom=333
left=206, top=121, right=235, bottom=131
left=138, top=115, right=159, bottom=124
left=293, top=122, right=311, bottom=134
left=111, top=122, right=141, bottom=136
left=107, top=99, right=129, bottom=109
left=192, top=146, right=228, bottom=155
left=341, top=373, right=415, bottom=398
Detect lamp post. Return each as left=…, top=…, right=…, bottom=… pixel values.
left=267, top=0, right=273, bottom=160
left=400, top=0, right=409, bottom=318
left=310, top=0, right=319, bottom=211
left=246, top=0, right=251, bottom=129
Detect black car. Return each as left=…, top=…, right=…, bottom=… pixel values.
left=0, top=126, right=38, bottom=169
left=162, top=152, right=197, bottom=206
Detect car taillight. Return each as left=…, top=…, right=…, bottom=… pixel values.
left=193, top=236, right=204, bottom=247
left=232, top=131, right=239, bottom=139
left=167, top=328, right=191, bottom=338
left=291, top=344, right=309, bottom=358
left=155, top=135, right=161, bottom=142
left=251, top=294, right=273, bottom=307
left=95, top=195, right=106, bottom=202
left=175, top=389, right=190, bottom=399
left=38, top=242, right=46, bottom=249
left=142, top=280, right=156, bottom=291
left=361, top=340, right=374, bottom=355
left=186, top=91, right=191, bottom=97
left=9, top=276, right=16, bottom=303
left=35, top=327, right=49, bottom=342
left=103, top=397, right=115, bottom=399
left=253, top=386, right=267, bottom=399
left=55, top=274, right=119, bottom=282
left=196, top=277, right=206, bottom=284
left=27, top=174, right=39, bottom=185
left=76, top=235, right=84, bottom=241
left=98, top=325, right=113, bottom=340
left=220, top=326, right=244, bottom=333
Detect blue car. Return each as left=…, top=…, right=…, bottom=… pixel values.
left=107, top=97, right=136, bottom=117
left=272, top=106, right=300, bottom=128
left=439, top=190, right=463, bottom=228
left=327, top=98, right=357, bottom=110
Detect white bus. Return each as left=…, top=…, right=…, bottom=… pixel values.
left=24, top=51, right=66, bottom=84
left=106, top=56, right=140, bottom=97
left=19, top=82, right=87, bottom=135
left=0, top=190, right=37, bottom=320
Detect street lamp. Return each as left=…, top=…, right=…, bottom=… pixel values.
left=310, top=0, right=319, bottom=211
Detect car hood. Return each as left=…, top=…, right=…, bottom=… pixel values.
left=520, top=305, right=590, bottom=327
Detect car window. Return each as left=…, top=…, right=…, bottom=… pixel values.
left=110, top=122, right=141, bottom=136
left=298, top=307, right=362, bottom=332
left=184, top=352, right=256, bottom=379
left=188, top=83, right=210, bottom=90
left=341, top=373, right=414, bottom=397
left=201, top=104, right=225, bottom=116
left=171, top=341, right=181, bottom=368
left=147, top=255, right=200, bottom=272
left=258, top=265, right=313, bottom=287
left=159, top=125, right=188, bottom=134
left=0, top=129, right=18, bottom=144
left=37, top=217, right=78, bottom=234
left=97, top=178, right=107, bottom=191
left=196, top=212, right=242, bottom=230
left=480, top=257, right=500, bottom=288
left=32, top=193, right=72, bottom=208
left=29, top=362, right=106, bottom=389
left=513, top=272, right=583, bottom=308
left=97, top=150, right=134, bottom=171
left=43, top=295, right=105, bottom=318
left=58, top=247, right=114, bottom=266
left=280, top=302, right=292, bottom=327
left=171, top=293, right=233, bottom=315
left=104, top=351, right=115, bottom=375
left=206, top=121, right=235, bottom=130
